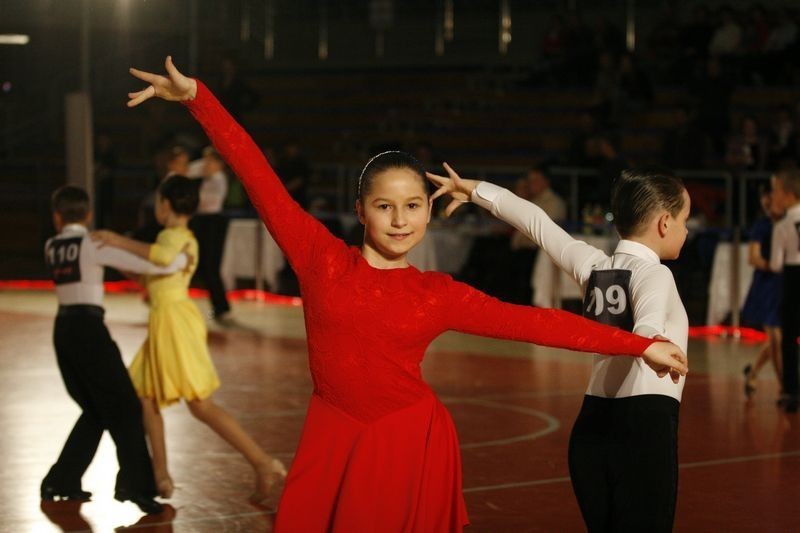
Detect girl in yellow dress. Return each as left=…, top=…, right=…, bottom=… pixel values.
left=92, top=174, right=286, bottom=503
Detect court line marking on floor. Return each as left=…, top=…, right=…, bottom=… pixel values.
left=463, top=449, right=800, bottom=493
left=442, top=397, right=561, bottom=449
left=116, top=510, right=275, bottom=531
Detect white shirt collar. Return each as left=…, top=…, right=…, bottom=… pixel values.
left=614, top=239, right=660, bottom=264
left=61, top=223, right=89, bottom=235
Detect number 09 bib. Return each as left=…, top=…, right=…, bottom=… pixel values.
left=582, top=269, right=634, bottom=332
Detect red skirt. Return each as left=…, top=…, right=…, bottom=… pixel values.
left=274, top=391, right=469, bottom=532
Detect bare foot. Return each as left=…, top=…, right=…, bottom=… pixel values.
left=250, top=458, right=287, bottom=505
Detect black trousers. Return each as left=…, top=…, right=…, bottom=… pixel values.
left=190, top=213, right=231, bottom=317
left=568, top=394, right=680, bottom=533
left=42, top=306, right=156, bottom=496
left=782, top=266, right=800, bottom=402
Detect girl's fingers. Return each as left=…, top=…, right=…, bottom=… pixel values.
left=129, top=67, right=160, bottom=84
left=431, top=188, right=447, bottom=202
left=127, top=85, right=155, bottom=107
left=164, top=55, right=181, bottom=81
left=425, top=171, right=447, bottom=185
left=442, top=162, right=460, bottom=181
left=445, top=199, right=465, bottom=217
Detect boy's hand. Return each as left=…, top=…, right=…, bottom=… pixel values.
left=426, top=162, right=481, bottom=217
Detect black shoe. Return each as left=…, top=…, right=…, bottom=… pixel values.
left=743, top=364, right=756, bottom=396
left=40, top=484, right=92, bottom=502
left=114, top=489, right=164, bottom=515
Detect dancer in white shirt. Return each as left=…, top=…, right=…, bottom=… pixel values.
left=428, top=164, right=689, bottom=533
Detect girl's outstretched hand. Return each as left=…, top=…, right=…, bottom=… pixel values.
left=425, top=162, right=481, bottom=217
left=127, top=56, right=197, bottom=107
left=641, top=341, right=688, bottom=383
left=90, top=229, right=123, bottom=248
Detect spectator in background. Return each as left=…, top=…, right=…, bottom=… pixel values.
left=768, top=106, right=798, bottom=168
left=725, top=114, right=769, bottom=172
left=742, top=3, right=770, bottom=55
left=709, top=7, right=742, bottom=57
left=188, top=147, right=232, bottom=324
left=762, top=9, right=799, bottom=85
left=764, top=8, right=798, bottom=52
left=662, top=105, right=712, bottom=169
left=277, top=140, right=311, bottom=209
left=508, top=168, right=567, bottom=305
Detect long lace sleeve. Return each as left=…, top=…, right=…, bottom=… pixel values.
left=182, top=81, right=344, bottom=278
left=442, top=277, right=654, bottom=356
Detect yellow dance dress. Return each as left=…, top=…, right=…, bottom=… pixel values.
left=129, top=225, right=220, bottom=407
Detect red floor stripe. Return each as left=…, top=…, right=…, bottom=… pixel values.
left=0, top=279, right=302, bottom=306
left=1, top=281, right=791, bottom=339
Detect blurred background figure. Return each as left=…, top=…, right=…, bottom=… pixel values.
left=188, top=147, right=232, bottom=323
left=741, top=185, right=784, bottom=398
left=508, top=166, right=566, bottom=304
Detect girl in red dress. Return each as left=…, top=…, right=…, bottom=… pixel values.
left=126, top=57, right=687, bottom=532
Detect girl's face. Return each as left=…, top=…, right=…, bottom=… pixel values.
left=154, top=193, right=171, bottom=225
left=662, top=189, right=691, bottom=260
left=356, top=168, right=431, bottom=265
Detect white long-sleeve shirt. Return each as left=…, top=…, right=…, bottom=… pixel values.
left=473, top=182, right=688, bottom=401
left=45, top=224, right=188, bottom=307
left=770, top=203, right=800, bottom=272
left=188, top=159, right=228, bottom=214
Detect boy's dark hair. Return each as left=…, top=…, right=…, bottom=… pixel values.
left=51, top=185, right=90, bottom=223
left=158, top=174, right=199, bottom=215
left=357, top=150, right=429, bottom=201
left=612, top=167, right=686, bottom=238
left=774, top=166, right=800, bottom=198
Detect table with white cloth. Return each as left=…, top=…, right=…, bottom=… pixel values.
left=706, top=242, right=753, bottom=326
left=531, top=234, right=618, bottom=308
left=220, top=218, right=285, bottom=291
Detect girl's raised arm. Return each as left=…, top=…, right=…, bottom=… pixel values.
left=127, top=56, right=344, bottom=278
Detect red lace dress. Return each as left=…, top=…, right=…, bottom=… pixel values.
left=184, top=82, right=655, bottom=532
